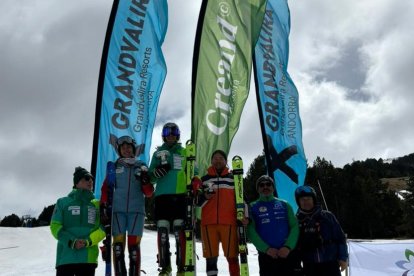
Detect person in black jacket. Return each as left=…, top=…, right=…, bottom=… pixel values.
left=294, top=186, right=348, bottom=276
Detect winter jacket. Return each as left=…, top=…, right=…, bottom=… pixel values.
left=149, top=143, right=187, bottom=196
left=100, top=159, right=147, bottom=214
left=50, top=189, right=105, bottom=267
left=197, top=166, right=237, bottom=226
left=296, top=206, right=348, bottom=264
left=247, top=195, right=299, bottom=253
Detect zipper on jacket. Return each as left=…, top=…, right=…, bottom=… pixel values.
left=216, top=174, right=220, bottom=225
left=126, top=167, right=132, bottom=212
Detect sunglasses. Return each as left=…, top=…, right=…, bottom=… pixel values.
left=162, top=127, right=180, bottom=137
left=83, top=175, right=94, bottom=182
left=258, top=182, right=272, bottom=188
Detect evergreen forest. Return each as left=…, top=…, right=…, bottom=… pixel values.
left=2, top=153, right=414, bottom=239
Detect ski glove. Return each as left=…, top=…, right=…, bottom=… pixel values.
left=140, top=169, right=150, bottom=185
left=69, top=239, right=91, bottom=249
left=153, top=164, right=171, bottom=178
left=142, top=183, right=154, bottom=197
left=100, top=203, right=110, bottom=226
left=191, top=176, right=202, bottom=195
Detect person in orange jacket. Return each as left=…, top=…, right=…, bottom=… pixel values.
left=196, top=150, right=240, bottom=276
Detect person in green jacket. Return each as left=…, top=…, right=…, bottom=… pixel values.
left=50, top=166, right=105, bottom=276
left=149, top=122, right=188, bottom=276
left=247, top=175, right=299, bottom=276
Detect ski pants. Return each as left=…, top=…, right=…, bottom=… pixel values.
left=111, top=212, right=145, bottom=237
left=201, top=224, right=239, bottom=258
left=56, top=263, right=96, bottom=276
left=258, top=251, right=298, bottom=276
left=302, top=260, right=341, bottom=276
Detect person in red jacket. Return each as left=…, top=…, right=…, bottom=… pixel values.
left=197, top=150, right=240, bottom=276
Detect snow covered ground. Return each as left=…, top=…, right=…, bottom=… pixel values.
left=0, top=227, right=348, bottom=275
left=0, top=226, right=262, bottom=275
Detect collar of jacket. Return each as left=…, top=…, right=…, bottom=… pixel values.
left=297, top=205, right=322, bottom=218
left=258, top=194, right=276, bottom=202
left=69, top=188, right=94, bottom=202
left=207, top=166, right=229, bottom=177
left=159, top=142, right=182, bottom=151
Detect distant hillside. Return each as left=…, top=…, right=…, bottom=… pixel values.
left=387, top=153, right=414, bottom=177
left=381, top=177, right=409, bottom=191
left=372, top=153, right=413, bottom=191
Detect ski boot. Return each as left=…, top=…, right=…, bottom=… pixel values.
left=113, top=242, right=127, bottom=276
left=128, top=244, right=141, bottom=276
left=158, top=265, right=172, bottom=276
left=158, top=220, right=172, bottom=276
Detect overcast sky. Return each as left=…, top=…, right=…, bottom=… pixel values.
left=1, top=0, right=413, bottom=219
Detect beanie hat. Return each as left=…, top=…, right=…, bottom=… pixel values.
left=211, top=149, right=227, bottom=161
left=73, top=166, right=93, bottom=187
left=255, top=175, right=275, bottom=190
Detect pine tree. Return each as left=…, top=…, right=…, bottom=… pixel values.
left=37, top=204, right=56, bottom=226
left=0, top=214, right=22, bottom=227
left=243, top=152, right=266, bottom=203
left=401, top=176, right=414, bottom=237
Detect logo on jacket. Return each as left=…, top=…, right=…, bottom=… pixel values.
left=87, top=206, right=96, bottom=224
left=68, top=206, right=80, bottom=215
left=259, top=206, right=268, bottom=213
left=261, top=218, right=270, bottom=224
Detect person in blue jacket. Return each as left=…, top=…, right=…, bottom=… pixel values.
left=247, top=175, right=299, bottom=276
left=100, top=135, right=153, bottom=276
left=295, top=186, right=348, bottom=276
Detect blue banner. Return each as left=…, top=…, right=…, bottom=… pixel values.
left=254, top=0, right=306, bottom=210
left=92, top=0, right=168, bottom=198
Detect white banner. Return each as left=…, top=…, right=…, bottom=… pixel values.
left=349, top=240, right=414, bottom=276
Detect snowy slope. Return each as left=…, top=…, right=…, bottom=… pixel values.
left=0, top=227, right=351, bottom=275
left=0, top=227, right=261, bottom=275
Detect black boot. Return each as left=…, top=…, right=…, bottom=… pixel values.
left=157, top=225, right=171, bottom=275
left=113, top=242, right=127, bottom=276
left=128, top=244, right=141, bottom=276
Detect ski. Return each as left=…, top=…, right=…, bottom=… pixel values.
left=102, top=161, right=116, bottom=276
left=183, top=140, right=196, bottom=275
left=232, top=156, right=249, bottom=276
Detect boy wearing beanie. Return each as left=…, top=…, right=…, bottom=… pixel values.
left=50, top=166, right=105, bottom=276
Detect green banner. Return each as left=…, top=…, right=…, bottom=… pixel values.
left=192, top=0, right=267, bottom=175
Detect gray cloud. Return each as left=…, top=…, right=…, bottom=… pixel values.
left=1, top=0, right=413, bottom=219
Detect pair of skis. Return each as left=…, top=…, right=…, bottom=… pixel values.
left=183, top=140, right=197, bottom=275
left=102, top=162, right=116, bottom=276
left=232, top=156, right=249, bottom=276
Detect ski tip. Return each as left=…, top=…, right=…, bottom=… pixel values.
left=232, top=155, right=242, bottom=161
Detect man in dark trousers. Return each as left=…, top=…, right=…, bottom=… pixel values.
left=247, top=175, right=299, bottom=276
